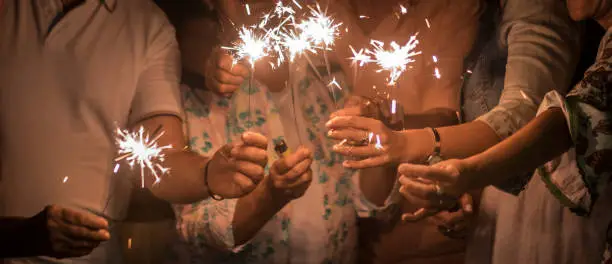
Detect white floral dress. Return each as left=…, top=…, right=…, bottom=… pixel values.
left=167, top=58, right=392, bottom=264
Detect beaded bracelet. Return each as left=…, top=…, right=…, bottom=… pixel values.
left=203, top=160, right=224, bottom=201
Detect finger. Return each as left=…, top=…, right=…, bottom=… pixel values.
left=232, top=173, right=257, bottom=194
left=437, top=210, right=466, bottom=228
left=399, top=186, right=438, bottom=209
left=460, top=193, right=474, bottom=215
left=273, top=147, right=312, bottom=175
left=277, top=159, right=313, bottom=185
left=231, top=145, right=268, bottom=166
left=279, top=167, right=313, bottom=189
left=235, top=160, right=265, bottom=182
left=60, top=208, right=108, bottom=230
left=398, top=163, right=456, bottom=184
left=210, top=77, right=241, bottom=95
left=215, top=68, right=246, bottom=85
left=398, top=176, right=439, bottom=202
left=451, top=219, right=470, bottom=233
left=332, top=144, right=385, bottom=158
left=241, top=132, right=268, bottom=149
left=401, top=208, right=439, bottom=222
left=342, top=156, right=391, bottom=169
left=217, top=55, right=250, bottom=78
left=327, top=128, right=373, bottom=142
left=426, top=213, right=448, bottom=227
left=330, top=107, right=364, bottom=119
left=325, top=116, right=385, bottom=133
left=61, top=223, right=110, bottom=242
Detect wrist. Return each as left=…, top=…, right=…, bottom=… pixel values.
left=203, top=159, right=224, bottom=201
left=27, top=209, right=51, bottom=256
left=462, top=154, right=487, bottom=190
left=262, top=178, right=291, bottom=209
left=399, top=129, right=433, bottom=164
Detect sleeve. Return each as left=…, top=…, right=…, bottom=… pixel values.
left=128, top=7, right=183, bottom=125
left=173, top=199, right=249, bottom=254
left=351, top=170, right=402, bottom=220
left=536, top=68, right=612, bottom=215
left=477, top=0, right=580, bottom=140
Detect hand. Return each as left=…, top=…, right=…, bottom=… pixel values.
left=326, top=115, right=409, bottom=169
left=267, top=147, right=314, bottom=202
left=38, top=205, right=110, bottom=258
left=205, top=47, right=250, bottom=97
left=207, top=132, right=268, bottom=199
left=331, top=96, right=402, bottom=129
left=428, top=194, right=474, bottom=238
left=397, top=160, right=476, bottom=215
left=398, top=160, right=477, bottom=221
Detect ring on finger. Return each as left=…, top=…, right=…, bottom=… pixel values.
left=434, top=183, right=445, bottom=196
left=358, top=131, right=370, bottom=145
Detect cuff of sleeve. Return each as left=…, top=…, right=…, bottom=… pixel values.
left=352, top=173, right=401, bottom=221
left=535, top=91, right=592, bottom=215
left=174, top=199, right=251, bottom=254
left=476, top=97, right=538, bottom=140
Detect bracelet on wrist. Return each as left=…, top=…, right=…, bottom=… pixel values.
left=425, top=127, right=443, bottom=165
left=203, top=160, right=224, bottom=201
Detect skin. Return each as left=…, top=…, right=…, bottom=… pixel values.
left=0, top=205, right=110, bottom=259
left=397, top=0, right=612, bottom=213
left=173, top=10, right=315, bottom=248
left=210, top=1, right=479, bottom=262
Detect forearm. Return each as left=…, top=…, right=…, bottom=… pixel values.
left=0, top=213, right=48, bottom=258
left=436, top=120, right=502, bottom=159
left=360, top=109, right=461, bottom=205
left=232, top=180, right=287, bottom=246
left=149, top=150, right=211, bottom=204
left=358, top=166, right=397, bottom=206
left=466, top=108, right=572, bottom=189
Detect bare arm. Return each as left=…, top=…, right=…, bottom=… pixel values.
left=129, top=115, right=211, bottom=204
left=0, top=215, right=47, bottom=258
left=231, top=180, right=288, bottom=245
left=467, top=108, right=572, bottom=189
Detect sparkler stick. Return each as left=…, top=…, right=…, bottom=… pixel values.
left=297, top=3, right=342, bottom=107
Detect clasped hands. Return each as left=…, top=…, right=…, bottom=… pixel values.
left=326, top=96, right=475, bottom=236
left=206, top=132, right=313, bottom=203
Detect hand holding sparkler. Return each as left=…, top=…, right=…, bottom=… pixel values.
left=34, top=205, right=110, bottom=258
left=326, top=115, right=412, bottom=169
left=206, top=47, right=251, bottom=97
left=205, top=132, right=269, bottom=199
left=267, top=146, right=313, bottom=201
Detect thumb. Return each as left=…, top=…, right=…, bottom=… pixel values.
left=460, top=194, right=474, bottom=215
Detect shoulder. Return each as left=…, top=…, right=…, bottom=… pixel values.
left=568, top=30, right=612, bottom=111
left=118, top=0, right=174, bottom=33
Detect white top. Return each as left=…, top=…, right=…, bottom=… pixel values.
left=0, top=0, right=181, bottom=222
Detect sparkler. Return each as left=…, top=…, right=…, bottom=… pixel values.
left=222, top=26, right=270, bottom=129
left=113, top=125, right=172, bottom=188
left=347, top=35, right=421, bottom=130
left=297, top=3, right=342, bottom=107
left=366, top=36, right=421, bottom=86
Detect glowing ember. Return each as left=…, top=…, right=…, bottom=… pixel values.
left=222, top=27, right=270, bottom=68
left=297, top=4, right=342, bottom=48
left=375, top=135, right=383, bottom=150
left=114, top=126, right=172, bottom=188
left=349, top=46, right=371, bottom=67
left=328, top=77, right=343, bottom=90
left=367, top=36, right=421, bottom=85
left=62, top=176, right=69, bottom=183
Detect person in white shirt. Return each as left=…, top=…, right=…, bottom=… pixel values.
left=0, top=0, right=269, bottom=263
